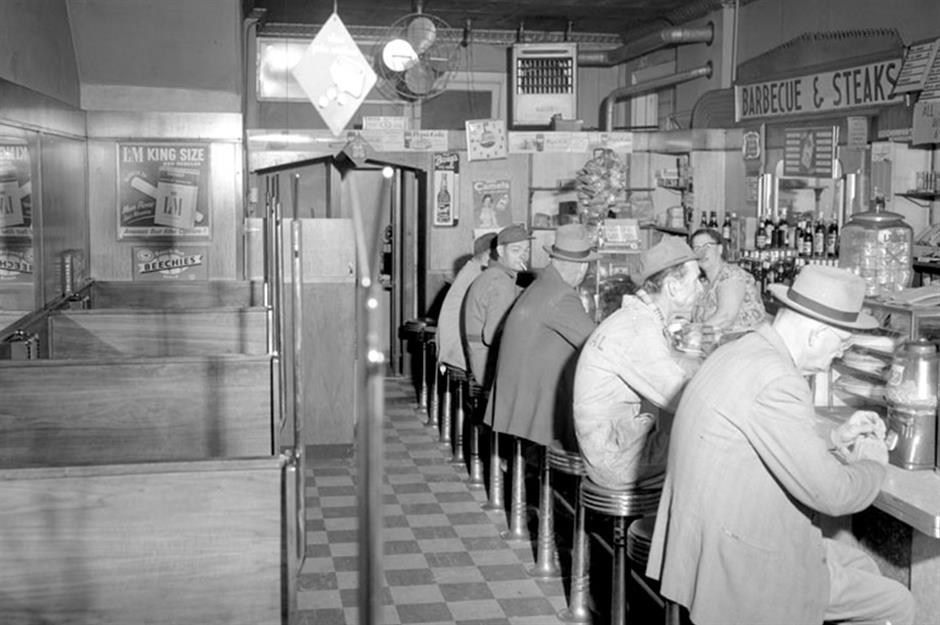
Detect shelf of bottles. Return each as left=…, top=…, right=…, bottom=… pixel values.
left=707, top=209, right=842, bottom=296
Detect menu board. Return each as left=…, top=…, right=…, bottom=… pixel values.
left=894, top=38, right=940, bottom=95
left=783, top=127, right=835, bottom=178
left=920, top=41, right=940, bottom=101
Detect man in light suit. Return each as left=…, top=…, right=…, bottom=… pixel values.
left=647, top=265, right=914, bottom=625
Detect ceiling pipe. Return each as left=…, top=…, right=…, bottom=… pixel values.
left=603, top=61, right=712, bottom=131
left=579, top=24, right=714, bottom=67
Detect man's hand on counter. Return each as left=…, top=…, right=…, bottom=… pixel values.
left=830, top=410, right=889, bottom=465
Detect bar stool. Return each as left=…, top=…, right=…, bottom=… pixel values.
left=499, top=435, right=528, bottom=541
left=627, top=515, right=683, bottom=625
left=398, top=318, right=436, bottom=417
left=578, top=477, right=662, bottom=625
left=464, top=380, right=486, bottom=488
left=529, top=443, right=586, bottom=582
left=441, top=364, right=469, bottom=464
left=437, top=364, right=452, bottom=445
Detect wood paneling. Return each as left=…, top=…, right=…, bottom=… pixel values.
left=0, top=355, right=273, bottom=468
left=90, top=279, right=263, bottom=308
left=49, top=308, right=267, bottom=358
left=0, top=457, right=283, bottom=624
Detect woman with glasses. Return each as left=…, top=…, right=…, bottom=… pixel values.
left=689, top=228, right=766, bottom=336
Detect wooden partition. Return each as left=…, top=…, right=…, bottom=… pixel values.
left=48, top=307, right=267, bottom=358
left=0, top=354, right=275, bottom=467
left=90, top=280, right=264, bottom=309
left=0, top=456, right=292, bottom=624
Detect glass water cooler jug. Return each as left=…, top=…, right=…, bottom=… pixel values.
left=838, top=203, right=913, bottom=298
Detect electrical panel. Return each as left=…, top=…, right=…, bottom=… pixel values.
left=510, top=43, right=577, bottom=127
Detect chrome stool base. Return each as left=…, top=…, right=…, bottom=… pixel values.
left=579, top=478, right=662, bottom=625
left=499, top=436, right=528, bottom=542
left=482, top=429, right=504, bottom=511
left=528, top=446, right=561, bottom=579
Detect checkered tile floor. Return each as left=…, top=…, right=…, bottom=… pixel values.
left=297, top=377, right=570, bottom=625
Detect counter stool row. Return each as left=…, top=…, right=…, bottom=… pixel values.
left=403, top=319, right=679, bottom=624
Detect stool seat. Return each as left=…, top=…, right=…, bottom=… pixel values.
left=581, top=478, right=662, bottom=518
left=547, top=443, right=587, bottom=476
left=399, top=318, right=437, bottom=341
left=442, top=363, right=468, bottom=382
left=626, top=514, right=655, bottom=567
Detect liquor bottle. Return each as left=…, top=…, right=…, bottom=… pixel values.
left=813, top=213, right=826, bottom=258
left=721, top=214, right=732, bottom=245
left=708, top=211, right=719, bottom=229
left=826, top=219, right=839, bottom=257
left=801, top=219, right=814, bottom=257
left=794, top=220, right=804, bottom=252
left=700, top=211, right=708, bottom=229
left=763, top=216, right=775, bottom=249
left=755, top=215, right=768, bottom=249
left=777, top=216, right=789, bottom=250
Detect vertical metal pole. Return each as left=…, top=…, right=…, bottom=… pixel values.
left=274, top=175, right=288, bottom=433
left=290, top=214, right=305, bottom=563
left=353, top=167, right=395, bottom=625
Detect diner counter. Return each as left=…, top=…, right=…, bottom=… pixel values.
left=817, top=408, right=940, bottom=538
left=818, top=407, right=940, bottom=622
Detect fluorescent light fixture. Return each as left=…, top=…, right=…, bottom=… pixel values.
left=248, top=132, right=313, bottom=144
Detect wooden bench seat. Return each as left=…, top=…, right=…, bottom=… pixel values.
left=0, top=354, right=275, bottom=467
left=0, top=456, right=293, bottom=625
left=89, top=280, right=263, bottom=309
left=48, top=307, right=267, bottom=358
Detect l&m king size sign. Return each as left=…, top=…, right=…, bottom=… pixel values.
left=735, top=58, right=902, bottom=121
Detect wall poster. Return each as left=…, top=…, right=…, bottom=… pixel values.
left=117, top=142, right=211, bottom=239
left=472, top=179, right=511, bottom=230
left=0, top=138, right=32, bottom=238
left=132, top=245, right=209, bottom=281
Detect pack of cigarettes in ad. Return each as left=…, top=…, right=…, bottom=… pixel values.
left=153, top=166, right=200, bottom=230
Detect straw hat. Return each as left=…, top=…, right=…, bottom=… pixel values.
left=768, top=265, right=878, bottom=330
left=543, top=224, right=598, bottom=262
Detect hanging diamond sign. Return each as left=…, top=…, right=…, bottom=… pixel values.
left=291, top=13, right=377, bottom=137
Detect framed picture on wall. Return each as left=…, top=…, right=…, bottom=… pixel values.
left=116, top=142, right=212, bottom=239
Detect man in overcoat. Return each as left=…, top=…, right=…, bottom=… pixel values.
left=646, top=264, right=914, bottom=625
left=461, top=224, right=532, bottom=392
left=436, top=232, right=496, bottom=373
left=487, top=224, right=596, bottom=449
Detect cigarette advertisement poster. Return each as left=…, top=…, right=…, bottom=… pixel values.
left=473, top=179, right=511, bottom=229
left=0, top=139, right=32, bottom=237
left=117, top=142, right=211, bottom=239
left=0, top=241, right=33, bottom=283
left=132, top=245, right=209, bottom=281
left=432, top=152, right=459, bottom=227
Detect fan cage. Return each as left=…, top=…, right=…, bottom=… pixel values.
left=373, top=12, right=462, bottom=101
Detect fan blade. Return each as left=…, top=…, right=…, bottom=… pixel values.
left=406, top=16, right=437, bottom=54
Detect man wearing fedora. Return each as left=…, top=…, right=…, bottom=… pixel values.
left=647, top=265, right=914, bottom=625
left=461, top=223, right=533, bottom=393
left=487, top=224, right=597, bottom=451
left=573, top=236, right=703, bottom=490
